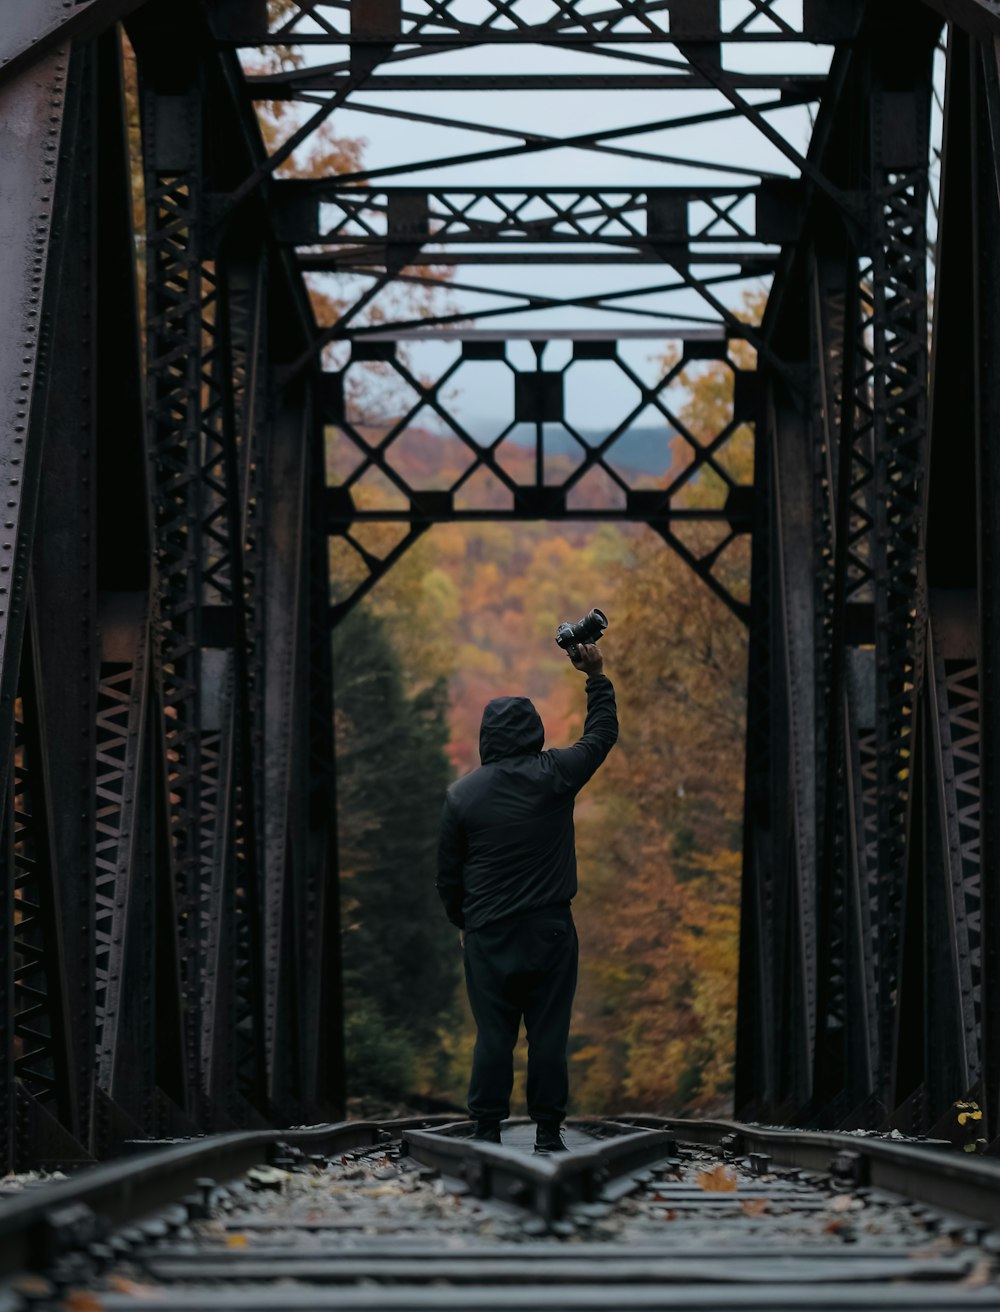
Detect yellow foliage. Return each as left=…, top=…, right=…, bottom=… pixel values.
left=457, top=644, right=505, bottom=677
left=337, top=315, right=751, bottom=1114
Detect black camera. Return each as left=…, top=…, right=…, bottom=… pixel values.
left=555, top=608, right=609, bottom=662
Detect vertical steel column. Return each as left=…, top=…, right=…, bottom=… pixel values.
left=972, top=31, right=1000, bottom=1140
left=769, top=365, right=819, bottom=1113
left=867, top=39, right=934, bottom=1115
left=196, top=243, right=245, bottom=1125
left=735, top=366, right=777, bottom=1116
left=141, top=71, right=207, bottom=1119
left=308, top=410, right=345, bottom=1116
left=0, top=9, right=71, bottom=1171
left=738, top=8, right=939, bottom=1127
left=917, top=28, right=984, bottom=1133
left=28, top=39, right=100, bottom=1156
left=809, top=244, right=847, bottom=1120
left=132, top=0, right=336, bottom=1127
left=261, top=381, right=310, bottom=1113
left=94, top=602, right=151, bottom=1107
left=10, top=621, right=76, bottom=1161
left=200, top=248, right=268, bottom=1122
left=811, top=235, right=879, bottom=1123
left=138, top=37, right=280, bottom=1126
left=88, top=23, right=161, bottom=1145
left=227, top=253, right=269, bottom=1117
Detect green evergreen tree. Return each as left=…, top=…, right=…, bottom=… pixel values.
left=333, top=607, right=460, bottom=1098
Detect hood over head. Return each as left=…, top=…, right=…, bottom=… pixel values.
left=479, top=696, right=545, bottom=764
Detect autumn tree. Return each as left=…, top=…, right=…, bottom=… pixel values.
left=333, top=606, right=460, bottom=1099
left=333, top=312, right=756, bottom=1113
left=566, top=306, right=759, bottom=1113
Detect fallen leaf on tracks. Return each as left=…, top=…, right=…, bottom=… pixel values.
left=696, top=1164, right=738, bottom=1192
left=106, top=1276, right=165, bottom=1297
left=64, top=1294, right=105, bottom=1311
left=962, top=1260, right=994, bottom=1288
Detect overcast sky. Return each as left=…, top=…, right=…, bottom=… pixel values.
left=249, top=8, right=941, bottom=431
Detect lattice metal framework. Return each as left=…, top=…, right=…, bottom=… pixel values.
left=2, top=0, right=1000, bottom=1167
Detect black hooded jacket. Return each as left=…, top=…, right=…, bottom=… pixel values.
left=436, top=675, right=618, bottom=931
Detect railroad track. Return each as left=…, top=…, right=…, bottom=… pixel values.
left=3, top=1116, right=1000, bottom=1309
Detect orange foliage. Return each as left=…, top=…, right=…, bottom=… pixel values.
left=325, top=219, right=756, bottom=1114
left=372, top=509, right=747, bottom=1115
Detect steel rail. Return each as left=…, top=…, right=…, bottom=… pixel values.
left=402, top=1120, right=677, bottom=1222
left=3, top=1116, right=1000, bottom=1305
left=50, top=1283, right=1000, bottom=1309
left=630, top=1118, right=1000, bottom=1227
left=0, top=1116, right=453, bottom=1280
left=401, top=1116, right=1000, bottom=1229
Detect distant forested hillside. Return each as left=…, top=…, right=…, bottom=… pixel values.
left=330, top=341, right=753, bottom=1117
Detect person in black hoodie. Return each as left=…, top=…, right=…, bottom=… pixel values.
left=436, top=642, right=618, bottom=1153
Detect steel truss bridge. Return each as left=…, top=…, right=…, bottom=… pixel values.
left=0, top=0, right=997, bottom=1169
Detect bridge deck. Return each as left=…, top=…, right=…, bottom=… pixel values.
left=5, top=1118, right=1000, bottom=1309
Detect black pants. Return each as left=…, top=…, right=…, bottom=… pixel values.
left=463, top=904, right=578, bottom=1126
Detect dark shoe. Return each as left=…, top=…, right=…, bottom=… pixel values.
left=473, top=1121, right=502, bottom=1144
left=534, top=1122, right=567, bottom=1153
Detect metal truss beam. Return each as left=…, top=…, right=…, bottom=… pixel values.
left=219, top=0, right=862, bottom=45
left=728, top=0, right=1000, bottom=1149
left=322, top=332, right=754, bottom=624
left=0, top=0, right=147, bottom=90
left=919, top=0, right=1000, bottom=37
left=0, top=0, right=343, bottom=1169
left=249, top=72, right=829, bottom=95
left=129, top=0, right=337, bottom=1130
left=274, top=183, right=797, bottom=263
left=306, top=257, right=778, bottom=276
left=354, top=328, right=727, bottom=342
left=12, top=0, right=1000, bottom=1168
left=0, top=5, right=74, bottom=1169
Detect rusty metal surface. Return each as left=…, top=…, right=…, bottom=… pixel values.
left=0, top=2, right=147, bottom=91
left=2, top=0, right=1000, bottom=1184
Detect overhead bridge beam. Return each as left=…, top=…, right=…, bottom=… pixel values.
left=272, top=182, right=804, bottom=255
left=247, top=73, right=829, bottom=96
left=919, top=0, right=1000, bottom=37
left=321, top=330, right=756, bottom=626
left=302, top=255, right=781, bottom=273
left=214, top=0, right=863, bottom=45
left=326, top=499, right=749, bottom=528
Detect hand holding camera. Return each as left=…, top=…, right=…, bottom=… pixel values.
left=570, top=643, right=603, bottom=676
left=556, top=608, right=608, bottom=676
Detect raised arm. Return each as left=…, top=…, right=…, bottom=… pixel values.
left=436, top=795, right=467, bottom=928
left=548, top=643, right=619, bottom=795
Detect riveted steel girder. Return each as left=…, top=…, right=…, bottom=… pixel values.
left=7, top=0, right=1000, bottom=1168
